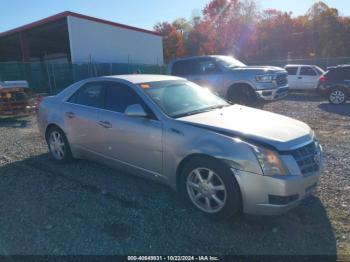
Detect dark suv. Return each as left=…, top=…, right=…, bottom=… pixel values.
left=318, top=65, right=350, bottom=104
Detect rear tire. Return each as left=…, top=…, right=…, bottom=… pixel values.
left=328, top=88, right=347, bottom=105
left=46, top=126, right=73, bottom=163
left=180, top=157, right=242, bottom=220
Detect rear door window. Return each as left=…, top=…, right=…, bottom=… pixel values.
left=172, top=60, right=200, bottom=76
left=198, top=59, right=221, bottom=74
left=300, top=67, right=317, bottom=76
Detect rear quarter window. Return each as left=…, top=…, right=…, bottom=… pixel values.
left=68, top=82, right=105, bottom=108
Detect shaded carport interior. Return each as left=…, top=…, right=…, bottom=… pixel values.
left=0, top=17, right=73, bottom=93
left=0, top=17, right=70, bottom=62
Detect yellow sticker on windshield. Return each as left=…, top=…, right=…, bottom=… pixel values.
left=140, top=84, right=150, bottom=89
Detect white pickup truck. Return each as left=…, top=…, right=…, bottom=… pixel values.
left=284, top=65, right=325, bottom=91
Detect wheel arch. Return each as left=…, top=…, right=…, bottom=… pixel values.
left=176, top=153, right=229, bottom=192
left=329, top=85, right=349, bottom=94
left=225, top=82, right=255, bottom=100
left=45, top=123, right=66, bottom=141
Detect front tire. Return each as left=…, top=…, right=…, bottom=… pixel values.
left=228, top=86, right=263, bottom=108
left=180, top=158, right=242, bottom=219
left=46, top=126, right=72, bottom=163
left=328, top=88, right=347, bottom=105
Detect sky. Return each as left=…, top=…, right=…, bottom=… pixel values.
left=0, top=0, right=349, bottom=33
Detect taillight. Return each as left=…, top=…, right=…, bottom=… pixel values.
left=319, top=76, right=328, bottom=84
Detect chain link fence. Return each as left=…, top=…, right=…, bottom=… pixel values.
left=0, top=61, right=166, bottom=94
left=2, top=57, right=349, bottom=94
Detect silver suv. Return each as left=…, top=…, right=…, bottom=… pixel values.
left=167, top=56, right=289, bottom=106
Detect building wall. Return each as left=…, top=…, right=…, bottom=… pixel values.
left=67, top=16, right=164, bottom=65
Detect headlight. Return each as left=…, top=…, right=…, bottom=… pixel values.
left=255, top=74, right=274, bottom=83
left=252, top=146, right=289, bottom=176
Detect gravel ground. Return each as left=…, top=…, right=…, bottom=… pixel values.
left=0, top=92, right=349, bottom=256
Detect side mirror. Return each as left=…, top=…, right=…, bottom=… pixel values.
left=124, top=104, right=148, bottom=118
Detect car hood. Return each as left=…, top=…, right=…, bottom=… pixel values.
left=233, top=66, right=287, bottom=74
left=178, top=105, right=313, bottom=151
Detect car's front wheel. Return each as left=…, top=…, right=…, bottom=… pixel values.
left=329, top=88, right=347, bottom=105
left=181, top=158, right=242, bottom=219
left=46, top=126, right=72, bottom=163
left=228, top=86, right=263, bottom=108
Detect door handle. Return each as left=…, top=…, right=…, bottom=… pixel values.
left=298, top=77, right=303, bottom=79
left=65, top=112, right=75, bottom=118
left=98, top=121, right=112, bottom=129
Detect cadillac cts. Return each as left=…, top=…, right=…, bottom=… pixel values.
left=38, top=75, right=323, bottom=219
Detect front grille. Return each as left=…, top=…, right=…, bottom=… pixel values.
left=275, top=74, right=288, bottom=87
left=289, top=142, right=320, bottom=176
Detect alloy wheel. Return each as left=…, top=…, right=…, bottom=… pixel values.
left=49, top=131, right=65, bottom=160
left=186, top=167, right=227, bottom=213
left=330, top=90, right=345, bottom=104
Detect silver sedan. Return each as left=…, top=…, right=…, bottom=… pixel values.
left=38, top=75, right=323, bottom=219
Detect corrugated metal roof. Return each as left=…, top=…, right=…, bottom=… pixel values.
left=0, top=11, right=161, bottom=38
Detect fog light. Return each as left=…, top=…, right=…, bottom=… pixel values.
left=268, top=194, right=299, bottom=205
left=262, top=91, right=272, bottom=96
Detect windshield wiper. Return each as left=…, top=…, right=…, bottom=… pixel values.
left=174, top=105, right=228, bottom=118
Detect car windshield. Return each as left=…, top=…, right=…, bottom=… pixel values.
left=215, top=56, right=246, bottom=68
left=141, top=80, right=229, bottom=118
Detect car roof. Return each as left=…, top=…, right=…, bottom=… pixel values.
left=285, top=64, right=318, bottom=67
left=170, top=55, right=228, bottom=63
left=55, top=74, right=186, bottom=100
left=102, top=74, right=184, bottom=84
left=327, top=65, right=350, bottom=70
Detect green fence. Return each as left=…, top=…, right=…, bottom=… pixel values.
left=3, top=57, right=348, bottom=94
left=0, top=62, right=166, bottom=94
left=246, top=57, right=350, bottom=69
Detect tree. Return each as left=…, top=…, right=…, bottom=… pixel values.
left=154, top=22, right=187, bottom=63
left=252, top=9, right=312, bottom=60
left=155, top=0, right=350, bottom=63
left=172, top=18, right=192, bottom=34
left=306, top=1, right=350, bottom=57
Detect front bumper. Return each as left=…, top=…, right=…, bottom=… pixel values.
left=233, top=169, right=320, bottom=215
left=256, top=85, right=289, bottom=101
left=0, top=106, right=35, bottom=117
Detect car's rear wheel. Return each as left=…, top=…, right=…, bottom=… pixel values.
left=329, top=88, right=347, bottom=105
left=47, top=126, right=72, bottom=163
left=181, top=158, right=242, bottom=219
